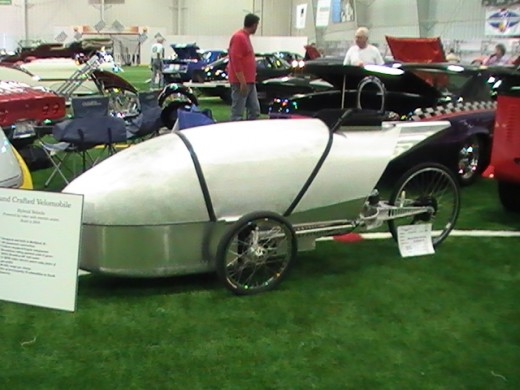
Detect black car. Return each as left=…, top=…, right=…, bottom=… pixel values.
left=187, top=53, right=331, bottom=112
left=268, top=59, right=520, bottom=184
left=161, top=43, right=227, bottom=83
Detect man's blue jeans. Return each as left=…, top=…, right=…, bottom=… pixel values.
left=230, top=83, right=260, bottom=121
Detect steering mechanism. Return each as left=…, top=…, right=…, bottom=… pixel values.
left=356, top=76, right=386, bottom=113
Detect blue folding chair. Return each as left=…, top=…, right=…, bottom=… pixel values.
left=126, top=90, right=164, bottom=141
left=41, top=96, right=127, bottom=186
left=174, top=105, right=215, bottom=130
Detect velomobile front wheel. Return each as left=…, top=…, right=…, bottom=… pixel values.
left=216, top=212, right=297, bottom=295
left=387, top=163, right=460, bottom=247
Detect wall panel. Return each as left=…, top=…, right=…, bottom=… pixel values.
left=428, top=0, right=485, bottom=40
left=0, top=0, right=24, bottom=49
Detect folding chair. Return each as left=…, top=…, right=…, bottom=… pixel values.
left=173, top=105, right=215, bottom=131
left=40, top=96, right=127, bottom=187
left=126, top=90, right=164, bottom=141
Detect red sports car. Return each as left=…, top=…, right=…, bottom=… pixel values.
left=490, top=89, right=520, bottom=212
left=0, top=81, right=66, bottom=168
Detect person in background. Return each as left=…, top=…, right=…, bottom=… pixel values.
left=343, top=27, right=383, bottom=66
left=304, top=42, right=321, bottom=60
left=227, top=13, right=261, bottom=121
left=446, top=49, right=461, bottom=63
left=150, top=36, right=165, bottom=89
left=483, top=43, right=508, bottom=66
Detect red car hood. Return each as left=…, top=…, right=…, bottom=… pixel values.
left=0, top=81, right=66, bottom=126
left=386, top=36, right=446, bottom=63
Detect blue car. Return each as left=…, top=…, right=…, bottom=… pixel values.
left=162, top=43, right=226, bottom=83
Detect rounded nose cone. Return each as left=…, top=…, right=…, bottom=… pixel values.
left=63, top=134, right=208, bottom=226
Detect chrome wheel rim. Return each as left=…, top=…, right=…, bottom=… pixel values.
left=223, top=217, right=293, bottom=292
left=391, top=167, right=459, bottom=246
left=458, top=139, right=480, bottom=180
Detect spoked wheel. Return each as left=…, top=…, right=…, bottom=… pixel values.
left=104, top=87, right=139, bottom=118
left=216, top=212, right=297, bottom=295
left=457, top=135, right=483, bottom=186
left=387, top=163, right=460, bottom=247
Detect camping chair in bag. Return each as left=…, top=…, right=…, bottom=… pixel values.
left=40, top=95, right=127, bottom=187
left=172, top=105, right=215, bottom=131
left=126, top=90, right=164, bottom=142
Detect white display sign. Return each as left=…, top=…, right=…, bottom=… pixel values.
left=296, top=4, right=307, bottom=29
left=397, top=224, right=435, bottom=258
left=0, top=188, right=83, bottom=311
left=316, top=0, right=331, bottom=27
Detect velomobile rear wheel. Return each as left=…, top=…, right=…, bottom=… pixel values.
left=387, top=163, right=460, bottom=248
left=216, top=212, right=297, bottom=295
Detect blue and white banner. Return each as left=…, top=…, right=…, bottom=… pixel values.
left=485, top=7, right=520, bottom=36
left=331, top=0, right=356, bottom=23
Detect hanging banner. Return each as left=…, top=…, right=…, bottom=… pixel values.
left=0, top=0, right=12, bottom=4
left=316, top=0, right=332, bottom=27
left=296, top=4, right=307, bottom=29
left=485, top=7, right=520, bottom=35
left=331, top=0, right=356, bottom=23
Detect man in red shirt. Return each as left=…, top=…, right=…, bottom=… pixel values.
left=228, top=13, right=260, bottom=121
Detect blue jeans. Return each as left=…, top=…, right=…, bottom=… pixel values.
left=230, top=83, right=260, bottom=121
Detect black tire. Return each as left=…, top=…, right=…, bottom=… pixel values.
left=388, top=163, right=461, bottom=248
left=457, top=135, right=484, bottom=186
left=498, top=180, right=520, bottom=212
left=216, top=211, right=297, bottom=295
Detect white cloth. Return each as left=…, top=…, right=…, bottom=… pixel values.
left=343, top=44, right=384, bottom=66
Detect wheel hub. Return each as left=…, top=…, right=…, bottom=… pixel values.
left=458, top=142, right=480, bottom=179
left=413, top=195, right=438, bottom=221
left=250, top=244, right=268, bottom=259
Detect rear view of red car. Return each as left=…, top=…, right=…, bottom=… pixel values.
left=491, top=91, right=520, bottom=212
left=0, top=81, right=66, bottom=169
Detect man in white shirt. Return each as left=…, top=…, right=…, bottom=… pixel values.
left=150, top=37, right=165, bottom=88
left=343, top=27, right=384, bottom=66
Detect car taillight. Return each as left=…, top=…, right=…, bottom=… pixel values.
left=52, top=103, right=60, bottom=114
left=0, top=109, right=6, bottom=124
left=42, top=104, right=49, bottom=115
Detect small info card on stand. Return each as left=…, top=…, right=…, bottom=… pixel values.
left=397, top=224, right=435, bottom=258
left=0, top=188, right=83, bottom=312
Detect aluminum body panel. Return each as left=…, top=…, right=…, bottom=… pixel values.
left=78, top=198, right=362, bottom=276
left=64, top=134, right=209, bottom=225
left=294, top=122, right=400, bottom=216
left=182, top=118, right=329, bottom=220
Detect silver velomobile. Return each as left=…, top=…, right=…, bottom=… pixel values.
left=64, top=111, right=461, bottom=294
